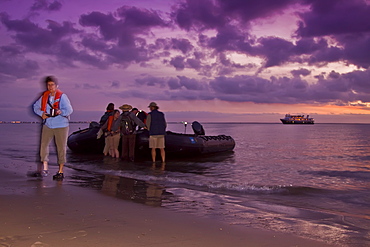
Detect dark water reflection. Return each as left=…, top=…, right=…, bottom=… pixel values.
left=70, top=170, right=166, bottom=207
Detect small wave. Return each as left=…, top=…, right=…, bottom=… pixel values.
left=81, top=168, right=323, bottom=196
left=301, top=170, right=370, bottom=181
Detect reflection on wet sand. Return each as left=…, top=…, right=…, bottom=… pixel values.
left=101, top=174, right=165, bottom=207
left=67, top=151, right=235, bottom=208
left=69, top=158, right=168, bottom=207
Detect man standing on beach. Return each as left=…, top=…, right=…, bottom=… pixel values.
left=119, top=104, right=147, bottom=162
left=146, top=102, right=166, bottom=163
left=32, top=76, right=73, bottom=180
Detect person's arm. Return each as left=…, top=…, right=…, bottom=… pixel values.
left=97, top=116, right=110, bottom=139
left=146, top=114, right=151, bottom=130
left=131, top=113, right=146, bottom=128
left=59, top=94, right=73, bottom=117
left=33, top=96, right=50, bottom=120
left=32, top=96, right=43, bottom=117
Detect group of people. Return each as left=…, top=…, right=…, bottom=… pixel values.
left=31, top=75, right=166, bottom=181
left=98, top=102, right=166, bottom=163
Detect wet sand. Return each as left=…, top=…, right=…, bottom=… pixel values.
left=0, top=165, right=333, bottom=247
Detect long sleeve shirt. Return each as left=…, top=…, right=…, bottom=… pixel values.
left=100, top=117, right=121, bottom=132
left=118, top=111, right=146, bottom=134
left=33, top=93, right=73, bottom=128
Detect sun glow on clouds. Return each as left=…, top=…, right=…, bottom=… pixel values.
left=349, top=100, right=370, bottom=107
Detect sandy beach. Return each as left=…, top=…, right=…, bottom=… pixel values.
left=0, top=164, right=334, bottom=247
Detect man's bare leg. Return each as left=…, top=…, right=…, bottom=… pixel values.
left=151, top=148, right=156, bottom=162
left=160, top=148, right=165, bottom=163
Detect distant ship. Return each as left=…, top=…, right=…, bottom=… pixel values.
left=280, top=114, right=314, bottom=124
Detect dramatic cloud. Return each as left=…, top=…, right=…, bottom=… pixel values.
left=212, top=69, right=370, bottom=104
left=173, top=0, right=227, bottom=31
left=0, top=0, right=370, bottom=121
left=79, top=6, right=168, bottom=45
left=296, top=0, right=370, bottom=68
left=131, top=68, right=370, bottom=106
left=0, top=14, right=77, bottom=51
left=297, top=0, right=370, bottom=37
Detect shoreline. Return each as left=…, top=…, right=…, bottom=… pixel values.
left=0, top=165, right=333, bottom=247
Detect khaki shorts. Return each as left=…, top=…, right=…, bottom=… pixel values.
left=149, top=135, right=165, bottom=148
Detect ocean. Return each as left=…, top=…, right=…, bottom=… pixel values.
left=1, top=122, right=369, bottom=246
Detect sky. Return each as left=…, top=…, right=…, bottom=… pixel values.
left=1, top=0, right=370, bottom=123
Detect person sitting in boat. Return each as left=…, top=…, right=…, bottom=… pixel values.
left=98, top=109, right=121, bottom=158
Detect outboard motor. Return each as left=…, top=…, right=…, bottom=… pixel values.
left=192, top=121, right=205, bottom=135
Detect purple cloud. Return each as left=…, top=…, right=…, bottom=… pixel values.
left=118, top=66, right=370, bottom=106
left=208, top=69, right=370, bottom=104
left=255, top=37, right=296, bottom=67
left=172, top=0, right=226, bottom=31
left=218, top=0, right=294, bottom=22
left=1, top=14, right=78, bottom=51
left=169, top=56, right=186, bottom=70
left=291, top=68, right=311, bottom=77
left=177, top=76, right=204, bottom=90
left=186, top=58, right=201, bottom=70
left=116, top=6, right=167, bottom=29
left=79, top=12, right=119, bottom=40
left=297, top=0, right=370, bottom=37
left=342, top=34, right=370, bottom=69
left=31, top=0, right=62, bottom=12
left=172, top=0, right=370, bottom=70
left=295, top=0, right=370, bottom=68
left=0, top=45, right=39, bottom=80
left=170, top=38, right=193, bottom=54
left=78, top=6, right=170, bottom=66
left=75, top=83, right=101, bottom=90
left=80, top=6, right=167, bottom=46
left=173, top=0, right=295, bottom=31
left=135, top=76, right=167, bottom=87
left=149, top=38, right=194, bottom=55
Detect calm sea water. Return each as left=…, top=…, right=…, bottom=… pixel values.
left=1, top=123, right=369, bottom=246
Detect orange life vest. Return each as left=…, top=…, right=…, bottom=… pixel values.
left=106, top=114, right=114, bottom=131
left=41, top=89, right=63, bottom=112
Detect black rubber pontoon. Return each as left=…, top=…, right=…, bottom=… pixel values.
left=67, top=121, right=235, bottom=156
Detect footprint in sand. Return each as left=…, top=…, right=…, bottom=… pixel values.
left=31, top=241, right=50, bottom=247
left=67, top=230, right=88, bottom=240
left=0, top=236, right=19, bottom=247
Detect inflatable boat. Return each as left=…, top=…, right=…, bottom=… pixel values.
left=67, top=121, right=235, bottom=156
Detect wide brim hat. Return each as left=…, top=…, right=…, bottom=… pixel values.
left=148, top=102, right=158, bottom=108
left=119, top=104, right=132, bottom=111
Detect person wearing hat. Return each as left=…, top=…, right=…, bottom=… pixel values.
left=118, top=104, right=147, bottom=161
left=146, top=102, right=166, bottom=163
